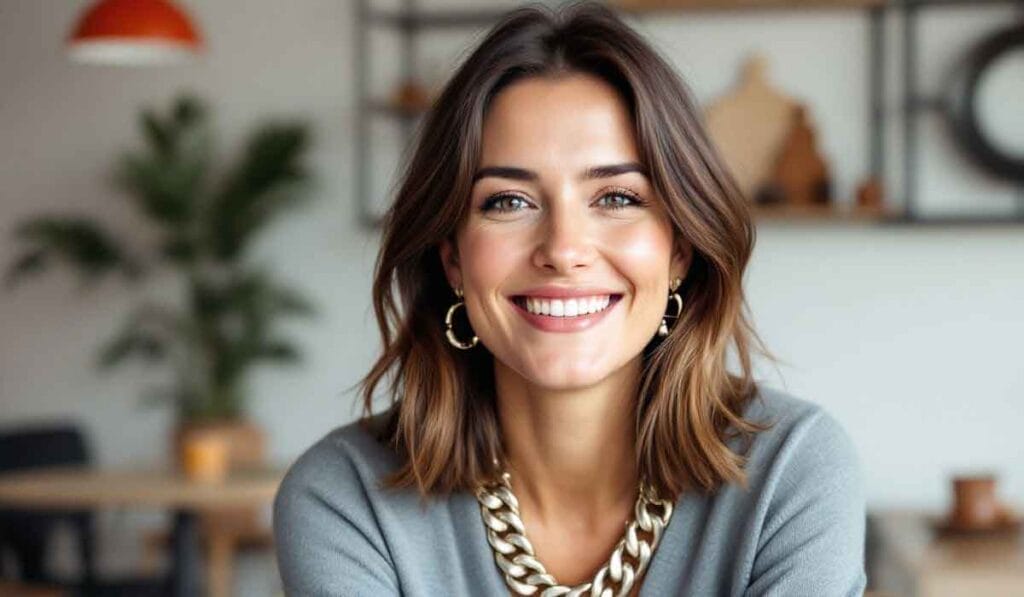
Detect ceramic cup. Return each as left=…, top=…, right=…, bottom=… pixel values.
left=951, top=474, right=999, bottom=529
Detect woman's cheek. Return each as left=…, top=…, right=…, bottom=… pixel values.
left=459, top=226, right=517, bottom=289
left=607, top=220, right=673, bottom=272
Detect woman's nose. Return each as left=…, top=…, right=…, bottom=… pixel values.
left=531, top=199, right=596, bottom=273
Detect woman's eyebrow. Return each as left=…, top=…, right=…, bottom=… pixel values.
left=472, top=162, right=647, bottom=183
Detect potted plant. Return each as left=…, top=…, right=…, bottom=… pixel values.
left=4, top=93, right=317, bottom=471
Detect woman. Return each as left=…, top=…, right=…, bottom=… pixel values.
left=274, top=2, right=866, bottom=596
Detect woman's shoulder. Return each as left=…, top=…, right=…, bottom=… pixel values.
left=740, top=383, right=858, bottom=465
left=272, top=409, right=409, bottom=594
left=733, top=383, right=864, bottom=518
left=276, top=407, right=400, bottom=501
left=723, top=384, right=867, bottom=593
left=744, top=383, right=836, bottom=428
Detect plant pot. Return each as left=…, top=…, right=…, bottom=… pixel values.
left=179, top=431, right=230, bottom=482
left=173, top=418, right=267, bottom=476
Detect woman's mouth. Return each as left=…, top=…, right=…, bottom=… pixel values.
left=508, top=294, right=623, bottom=332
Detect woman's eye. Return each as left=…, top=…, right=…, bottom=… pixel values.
left=596, top=192, right=643, bottom=210
left=481, top=194, right=531, bottom=213
left=479, top=190, right=644, bottom=213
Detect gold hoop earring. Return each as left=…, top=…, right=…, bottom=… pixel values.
left=657, top=277, right=683, bottom=337
left=445, top=287, right=478, bottom=350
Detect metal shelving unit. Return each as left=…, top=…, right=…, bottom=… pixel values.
left=352, top=0, right=511, bottom=227
left=352, top=0, right=1024, bottom=228
left=892, top=0, right=1024, bottom=226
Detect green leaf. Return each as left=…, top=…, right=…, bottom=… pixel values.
left=270, top=286, right=317, bottom=317
left=5, top=215, right=143, bottom=289
left=96, top=327, right=167, bottom=369
left=255, top=339, right=301, bottom=364
left=119, top=94, right=213, bottom=230
left=206, top=122, right=313, bottom=259
left=141, top=110, right=173, bottom=158
left=160, top=234, right=198, bottom=264
left=172, top=95, right=206, bottom=128
left=4, top=250, right=48, bottom=289
left=116, top=151, right=205, bottom=226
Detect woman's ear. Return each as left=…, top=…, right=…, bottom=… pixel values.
left=438, top=236, right=463, bottom=290
left=671, top=238, right=693, bottom=282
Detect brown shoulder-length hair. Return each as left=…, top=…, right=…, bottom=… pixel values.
left=358, top=0, right=777, bottom=502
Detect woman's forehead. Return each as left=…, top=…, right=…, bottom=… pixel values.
left=479, top=73, right=641, bottom=170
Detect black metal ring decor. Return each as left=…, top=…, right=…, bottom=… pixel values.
left=945, top=22, right=1024, bottom=183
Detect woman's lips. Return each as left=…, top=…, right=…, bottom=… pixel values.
left=508, top=294, right=622, bottom=333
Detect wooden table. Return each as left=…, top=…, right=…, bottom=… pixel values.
left=0, top=466, right=283, bottom=597
left=868, top=509, right=1024, bottom=597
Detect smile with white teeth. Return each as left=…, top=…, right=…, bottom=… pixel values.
left=517, top=295, right=613, bottom=318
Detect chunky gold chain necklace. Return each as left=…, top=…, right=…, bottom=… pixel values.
left=474, top=468, right=674, bottom=597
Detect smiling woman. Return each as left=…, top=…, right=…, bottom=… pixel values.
left=273, top=2, right=866, bottom=596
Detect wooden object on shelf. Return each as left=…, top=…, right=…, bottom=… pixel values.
left=771, top=104, right=832, bottom=205
left=389, top=79, right=432, bottom=114
left=868, top=509, right=1024, bottom=597
left=704, top=54, right=798, bottom=202
left=856, top=176, right=884, bottom=209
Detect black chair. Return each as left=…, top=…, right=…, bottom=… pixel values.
left=0, top=423, right=166, bottom=597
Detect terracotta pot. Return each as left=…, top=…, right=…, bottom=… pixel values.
left=180, top=432, right=230, bottom=482
left=951, top=474, right=999, bottom=529
left=173, top=418, right=267, bottom=474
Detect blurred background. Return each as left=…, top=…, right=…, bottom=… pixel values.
left=1, top=0, right=1022, bottom=595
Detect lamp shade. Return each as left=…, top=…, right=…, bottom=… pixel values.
left=67, top=0, right=203, bottom=65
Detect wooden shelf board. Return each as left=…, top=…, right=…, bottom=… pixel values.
left=362, top=0, right=1019, bottom=31
left=366, top=0, right=888, bottom=30
left=367, top=9, right=507, bottom=28
left=753, top=203, right=898, bottom=222
left=754, top=204, right=1024, bottom=225
left=882, top=213, right=1024, bottom=226
left=905, top=0, right=1022, bottom=8
left=614, top=0, right=886, bottom=13
left=367, top=99, right=428, bottom=119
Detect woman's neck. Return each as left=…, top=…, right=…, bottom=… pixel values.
left=493, top=356, right=642, bottom=530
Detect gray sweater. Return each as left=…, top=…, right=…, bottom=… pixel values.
left=273, top=385, right=866, bottom=596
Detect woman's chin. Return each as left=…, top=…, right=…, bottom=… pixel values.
left=512, top=356, right=618, bottom=391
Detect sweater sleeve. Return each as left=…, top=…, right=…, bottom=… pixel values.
left=743, top=410, right=867, bottom=597
left=273, top=433, right=401, bottom=597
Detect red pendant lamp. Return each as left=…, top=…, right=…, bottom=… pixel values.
left=67, top=0, right=203, bottom=65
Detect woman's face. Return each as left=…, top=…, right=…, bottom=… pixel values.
left=440, top=72, right=688, bottom=391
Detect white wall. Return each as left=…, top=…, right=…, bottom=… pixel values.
left=2, top=0, right=1022, bottom=525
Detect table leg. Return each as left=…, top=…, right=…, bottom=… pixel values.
left=206, top=531, right=234, bottom=597
left=170, top=509, right=204, bottom=597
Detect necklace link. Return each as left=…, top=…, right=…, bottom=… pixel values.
left=475, top=468, right=674, bottom=596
